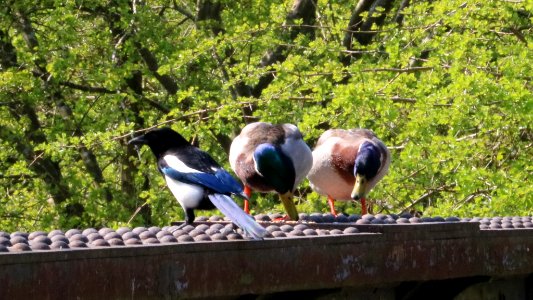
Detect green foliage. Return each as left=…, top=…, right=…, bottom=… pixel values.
left=0, top=0, right=531, bottom=232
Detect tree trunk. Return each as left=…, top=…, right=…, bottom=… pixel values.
left=341, top=0, right=394, bottom=65
left=1, top=29, right=72, bottom=207
left=101, top=0, right=154, bottom=225
left=12, top=9, right=114, bottom=204
left=252, top=0, right=318, bottom=98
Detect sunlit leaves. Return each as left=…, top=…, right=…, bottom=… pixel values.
left=0, top=0, right=531, bottom=232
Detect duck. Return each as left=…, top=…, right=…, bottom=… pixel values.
left=307, top=129, right=390, bottom=215
left=129, top=127, right=267, bottom=239
left=229, top=122, right=313, bottom=221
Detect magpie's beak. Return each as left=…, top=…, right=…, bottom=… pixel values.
left=239, top=191, right=250, bottom=200
left=128, top=135, right=147, bottom=145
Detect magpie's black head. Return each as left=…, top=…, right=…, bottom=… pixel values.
left=128, top=127, right=190, bottom=157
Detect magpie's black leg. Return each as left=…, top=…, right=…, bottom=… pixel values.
left=170, top=224, right=186, bottom=233
left=170, top=209, right=196, bottom=233
left=185, top=208, right=195, bottom=225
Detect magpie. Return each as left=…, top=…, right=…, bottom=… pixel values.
left=129, top=127, right=267, bottom=240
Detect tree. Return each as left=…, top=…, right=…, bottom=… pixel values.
left=0, top=0, right=531, bottom=231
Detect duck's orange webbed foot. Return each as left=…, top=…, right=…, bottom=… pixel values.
left=361, top=197, right=368, bottom=215
left=273, top=215, right=293, bottom=222
left=243, top=185, right=252, bottom=214
left=327, top=195, right=338, bottom=216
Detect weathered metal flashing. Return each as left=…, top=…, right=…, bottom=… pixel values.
left=0, top=222, right=532, bottom=299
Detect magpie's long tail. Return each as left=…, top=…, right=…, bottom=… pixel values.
left=208, top=194, right=267, bottom=240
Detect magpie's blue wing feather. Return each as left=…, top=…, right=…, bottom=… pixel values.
left=186, top=171, right=238, bottom=194
left=160, top=166, right=186, bottom=181
left=161, top=166, right=241, bottom=195
left=213, top=169, right=244, bottom=194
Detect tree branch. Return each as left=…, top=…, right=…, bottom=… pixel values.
left=342, top=0, right=374, bottom=53
left=1, top=119, right=71, bottom=204
left=172, top=0, right=195, bottom=21
left=401, top=183, right=457, bottom=213
left=509, top=27, right=528, bottom=45
left=0, top=174, right=39, bottom=179
left=390, top=96, right=416, bottom=103
left=363, top=66, right=434, bottom=73
left=341, top=0, right=395, bottom=66
left=252, top=0, right=318, bottom=98
left=0, top=30, right=18, bottom=69
left=393, top=0, right=411, bottom=25
left=453, top=189, right=495, bottom=210
left=137, top=45, right=179, bottom=95
left=58, top=81, right=117, bottom=93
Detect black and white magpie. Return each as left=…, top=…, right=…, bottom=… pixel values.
left=129, top=127, right=267, bottom=239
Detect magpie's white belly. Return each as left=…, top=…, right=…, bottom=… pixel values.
left=165, top=176, right=204, bottom=209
